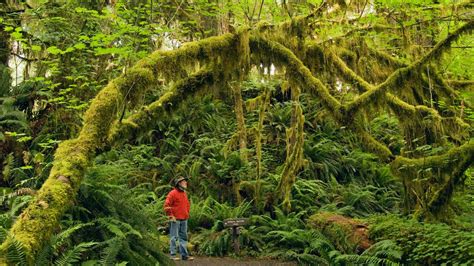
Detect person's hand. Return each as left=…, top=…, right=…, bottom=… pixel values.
left=170, top=216, right=176, bottom=222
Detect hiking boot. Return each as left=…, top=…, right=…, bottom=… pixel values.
left=182, top=256, right=194, bottom=261
left=171, top=256, right=180, bottom=261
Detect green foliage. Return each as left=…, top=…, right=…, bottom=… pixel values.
left=189, top=198, right=261, bottom=256
left=54, top=241, right=97, bottom=266
left=369, top=214, right=474, bottom=264
left=1, top=0, right=474, bottom=264
left=3, top=236, right=27, bottom=265
left=17, top=149, right=171, bottom=265
left=0, top=65, right=10, bottom=96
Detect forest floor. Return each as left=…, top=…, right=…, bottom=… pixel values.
left=174, top=256, right=296, bottom=265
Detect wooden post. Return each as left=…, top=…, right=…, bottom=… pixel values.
left=223, top=218, right=248, bottom=254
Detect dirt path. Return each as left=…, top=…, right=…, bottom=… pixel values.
left=174, top=256, right=296, bottom=266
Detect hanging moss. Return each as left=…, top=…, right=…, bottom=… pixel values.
left=390, top=142, right=474, bottom=220
left=109, top=69, right=216, bottom=145
left=366, top=45, right=406, bottom=68
left=344, top=21, right=474, bottom=118
left=354, top=123, right=393, bottom=161
left=275, top=84, right=305, bottom=212
left=254, top=88, right=271, bottom=209
left=249, top=36, right=342, bottom=120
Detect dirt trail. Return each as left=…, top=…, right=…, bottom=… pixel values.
left=174, top=256, right=296, bottom=266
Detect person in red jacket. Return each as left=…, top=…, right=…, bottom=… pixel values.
left=164, top=176, right=194, bottom=261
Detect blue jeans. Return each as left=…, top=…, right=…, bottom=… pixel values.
left=169, top=220, right=190, bottom=259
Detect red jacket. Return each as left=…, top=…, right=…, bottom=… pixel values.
left=164, top=188, right=190, bottom=220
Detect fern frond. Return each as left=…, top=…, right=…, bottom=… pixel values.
left=4, top=236, right=27, bottom=265
left=0, top=227, right=7, bottom=243
left=336, top=254, right=400, bottom=266
left=100, top=237, right=124, bottom=265
left=51, top=222, right=95, bottom=252
left=362, top=239, right=403, bottom=261
left=54, top=241, right=97, bottom=266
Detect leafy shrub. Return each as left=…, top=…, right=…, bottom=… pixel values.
left=369, top=215, right=474, bottom=265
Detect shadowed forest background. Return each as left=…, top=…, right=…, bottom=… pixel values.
left=0, top=0, right=473, bottom=265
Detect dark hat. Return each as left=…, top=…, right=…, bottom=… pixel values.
left=174, top=176, right=188, bottom=187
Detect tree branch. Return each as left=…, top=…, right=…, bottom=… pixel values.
left=108, top=69, right=217, bottom=145
left=344, top=21, right=474, bottom=118
left=249, top=36, right=342, bottom=118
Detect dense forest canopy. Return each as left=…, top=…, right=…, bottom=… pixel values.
left=0, top=0, right=473, bottom=264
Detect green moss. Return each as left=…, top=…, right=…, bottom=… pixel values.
left=276, top=86, right=305, bottom=212
left=2, top=178, right=73, bottom=263
left=356, top=126, right=393, bottom=161
left=249, top=36, right=342, bottom=120
left=391, top=142, right=474, bottom=219
left=135, top=33, right=237, bottom=81
left=6, top=17, right=474, bottom=261
left=114, top=67, right=155, bottom=108
left=308, top=212, right=368, bottom=252
left=109, top=69, right=216, bottom=145
left=344, top=21, right=474, bottom=118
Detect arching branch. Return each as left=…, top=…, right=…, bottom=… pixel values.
left=108, top=69, right=218, bottom=145
left=344, top=21, right=474, bottom=118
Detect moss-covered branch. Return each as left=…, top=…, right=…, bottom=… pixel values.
left=390, top=142, right=474, bottom=180
left=108, top=69, right=217, bottom=145
left=249, top=36, right=342, bottom=118
left=390, top=141, right=474, bottom=219
left=353, top=122, right=393, bottom=161
left=344, top=21, right=474, bottom=117
left=135, top=33, right=238, bottom=80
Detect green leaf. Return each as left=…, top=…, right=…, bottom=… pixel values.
left=74, top=43, right=86, bottom=50
left=64, top=47, right=75, bottom=53
left=11, top=32, right=22, bottom=39
left=31, top=45, right=42, bottom=52
left=46, top=46, right=63, bottom=55
left=17, top=136, right=32, bottom=142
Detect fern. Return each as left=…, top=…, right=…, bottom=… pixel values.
left=51, top=222, right=95, bottom=252
left=335, top=254, right=400, bottom=266
left=54, top=241, right=97, bottom=266
left=100, top=237, right=124, bottom=265
left=36, top=222, right=94, bottom=265
left=4, top=236, right=27, bottom=265
left=0, top=227, right=7, bottom=243
left=96, top=217, right=142, bottom=239
left=362, top=240, right=403, bottom=262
